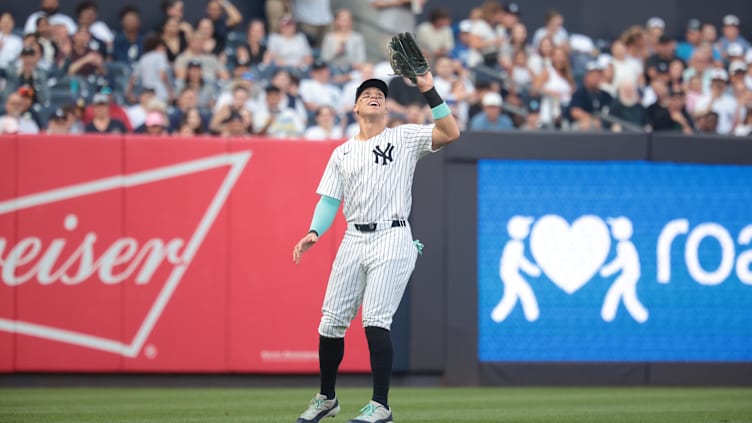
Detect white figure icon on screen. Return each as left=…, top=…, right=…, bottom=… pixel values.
left=491, top=216, right=542, bottom=322
left=600, top=217, right=649, bottom=323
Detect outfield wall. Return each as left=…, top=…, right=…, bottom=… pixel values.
left=409, top=131, right=752, bottom=386
left=1, top=132, right=751, bottom=385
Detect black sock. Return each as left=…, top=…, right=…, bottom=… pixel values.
left=319, top=336, right=344, bottom=400
left=365, top=326, right=393, bottom=409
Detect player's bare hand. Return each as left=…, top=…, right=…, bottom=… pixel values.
left=293, top=232, right=319, bottom=264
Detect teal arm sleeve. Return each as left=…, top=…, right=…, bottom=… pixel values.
left=309, top=195, right=341, bottom=237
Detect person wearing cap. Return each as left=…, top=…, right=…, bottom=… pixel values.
left=253, top=85, right=305, bottom=138
left=142, top=111, right=168, bottom=136
left=500, top=2, right=521, bottom=34
left=292, top=64, right=459, bottom=422
left=46, top=108, right=71, bottom=134
left=469, top=91, right=514, bottom=130
left=726, top=43, right=746, bottom=65
left=0, top=11, right=23, bottom=69
left=718, top=14, right=751, bottom=57
left=645, top=17, right=666, bottom=53
left=676, top=19, right=704, bottom=63
left=174, top=32, right=230, bottom=82
left=695, top=68, right=738, bottom=134
left=2, top=45, right=49, bottom=106
left=415, top=7, right=455, bottom=62
left=569, top=61, right=613, bottom=130
left=299, top=60, right=342, bottom=116
left=449, top=19, right=477, bottom=69
left=84, top=93, right=128, bottom=134
left=267, top=14, right=314, bottom=71
left=645, top=35, right=678, bottom=84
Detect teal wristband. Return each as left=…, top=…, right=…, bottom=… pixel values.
left=309, top=195, right=341, bottom=237
left=431, top=102, right=451, bottom=120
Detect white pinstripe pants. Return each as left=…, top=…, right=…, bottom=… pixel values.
left=318, top=223, right=418, bottom=338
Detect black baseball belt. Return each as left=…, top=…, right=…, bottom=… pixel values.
left=353, top=220, right=407, bottom=232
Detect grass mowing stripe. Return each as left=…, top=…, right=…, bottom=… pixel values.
left=0, top=387, right=750, bottom=423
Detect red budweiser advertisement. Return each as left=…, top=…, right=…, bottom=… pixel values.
left=0, top=135, right=369, bottom=373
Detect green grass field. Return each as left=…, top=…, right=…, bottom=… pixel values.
left=1, top=386, right=750, bottom=423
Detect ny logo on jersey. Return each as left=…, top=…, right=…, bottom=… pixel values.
left=373, top=143, right=395, bottom=165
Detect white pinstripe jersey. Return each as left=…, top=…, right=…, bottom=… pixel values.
left=316, top=124, right=436, bottom=223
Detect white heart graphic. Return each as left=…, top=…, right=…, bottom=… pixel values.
left=529, top=215, right=611, bottom=294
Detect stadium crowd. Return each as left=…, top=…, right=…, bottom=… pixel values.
left=0, top=0, right=751, bottom=137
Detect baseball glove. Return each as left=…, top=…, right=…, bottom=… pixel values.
left=388, top=32, right=429, bottom=84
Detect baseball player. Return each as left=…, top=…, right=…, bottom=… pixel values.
left=291, top=36, right=461, bottom=423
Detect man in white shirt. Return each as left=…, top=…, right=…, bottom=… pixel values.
left=0, top=12, right=23, bottom=68
left=253, top=85, right=306, bottom=138
left=24, top=0, right=77, bottom=35
left=299, top=61, right=343, bottom=115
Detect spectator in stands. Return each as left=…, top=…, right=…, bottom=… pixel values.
left=82, top=86, right=133, bottom=131
left=175, top=60, right=218, bottom=111
left=125, top=87, right=155, bottom=129
left=621, top=26, right=648, bottom=73
left=84, top=93, right=128, bottom=134
left=32, top=15, right=57, bottom=71
left=387, top=76, right=426, bottom=115
left=499, top=2, right=521, bottom=36
left=528, top=35, right=554, bottom=77
left=175, top=106, right=207, bottom=135
left=676, top=19, right=720, bottom=63
left=175, top=32, right=230, bottom=82
left=0, top=92, right=39, bottom=134
left=450, top=19, right=477, bottom=69
left=684, top=45, right=714, bottom=93
left=609, top=80, right=648, bottom=131
left=533, top=46, right=574, bottom=128
left=299, top=61, right=341, bottom=118
left=648, top=83, right=694, bottom=134
left=733, top=104, right=752, bottom=136
left=607, top=40, right=643, bottom=95
left=25, top=0, right=76, bottom=36
left=467, top=1, right=505, bottom=68
left=240, top=19, right=270, bottom=69
left=718, top=15, right=750, bottom=58
left=265, top=68, right=307, bottom=122
left=160, top=17, right=188, bottom=64
left=210, top=84, right=253, bottom=134
left=303, top=105, right=343, bottom=140
left=701, top=23, right=724, bottom=61
left=499, top=23, right=530, bottom=70
left=45, top=107, right=71, bottom=134
left=695, top=69, right=738, bottom=134
left=253, top=85, right=305, bottom=138
left=645, top=35, right=677, bottom=84
left=293, top=0, right=333, bottom=49
left=469, top=91, right=514, bottom=130
left=17, top=86, right=44, bottom=128
left=265, top=0, right=290, bottom=35
left=169, top=87, right=205, bottom=131
left=415, top=7, right=454, bottom=64
left=127, top=35, right=172, bottom=103
left=113, top=6, right=144, bottom=66
left=685, top=74, right=704, bottom=115
left=370, top=0, right=423, bottom=46
left=0, top=11, right=23, bottom=69
left=569, top=61, right=613, bottom=130
left=204, top=0, right=243, bottom=53
left=667, top=58, right=686, bottom=95
left=219, top=109, right=251, bottom=137
left=726, top=43, right=745, bottom=67
left=320, top=9, right=366, bottom=73
left=159, top=0, right=193, bottom=34
left=75, top=1, right=112, bottom=57
left=64, top=27, right=106, bottom=78
left=64, top=102, right=85, bottom=134
left=507, top=49, right=534, bottom=95
left=3, top=47, right=49, bottom=107
left=143, top=111, right=168, bottom=136
left=645, top=17, right=665, bottom=54
left=532, top=9, right=568, bottom=49
left=195, top=18, right=221, bottom=56
left=267, top=14, right=313, bottom=71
